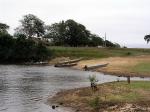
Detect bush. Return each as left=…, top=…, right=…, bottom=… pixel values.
left=0, top=33, right=52, bottom=63
left=89, top=96, right=100, bottom=110
left=88, top=75, right=98, bottom=86
left=0, top=33, right=15, bottom=62
left=126, top=52, right=132, bottom=56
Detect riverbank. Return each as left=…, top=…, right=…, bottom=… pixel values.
left=48, top=47, right=150, bottom=77
left=72, top=55, right=150, bottom=77
left=48, top=81, right=150, bottom=112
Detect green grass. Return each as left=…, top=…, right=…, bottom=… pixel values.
left=102, top=81, right=150, bottom=102
left=48, top=46, right=150, bottom=58
left=112, top=81, right=150, bottom=89
left=50, top=81, right=150, bottom=112
left=126, top=81, right=150, bottom=90
left=111, top=81, right=149, bottom=99
left=107, top=92, right=141, bottom=102
left=131, top=62, right=150, bottom=74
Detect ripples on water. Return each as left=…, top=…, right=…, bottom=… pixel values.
left=0, top=65, right=149, bottom=112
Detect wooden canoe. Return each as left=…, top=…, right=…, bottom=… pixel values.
left=84, top=63, right=109, bottom=71
left=56, top=58, right=83, bottom=65
left=54, top=63, right=77, bottom=67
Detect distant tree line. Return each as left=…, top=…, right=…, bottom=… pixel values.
left=14, top=14, right=120, bottom=47
left=44, top=19, right=120, bottom=47
left=0, top=14, right=121, bottom=63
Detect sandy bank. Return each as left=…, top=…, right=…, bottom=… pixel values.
left=72, top=55, right=150, bottom=77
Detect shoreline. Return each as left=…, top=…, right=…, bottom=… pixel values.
left=1, top=55, right=150, bottom=78
left=71, top=55, right=150, bottom=78
left=72, top=64, right=150, bottom=78
left=47, top=56, right=150, bottom=111
left=48, top=81, right=150, bottom=112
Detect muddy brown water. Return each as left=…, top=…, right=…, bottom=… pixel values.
left=0, top=65, right=149, bottom=112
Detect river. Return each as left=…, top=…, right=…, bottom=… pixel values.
left=0, top=65, right=149, bottom=112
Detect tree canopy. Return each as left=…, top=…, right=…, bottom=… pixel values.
left=88, top=34, right=103, bottom=47
left=13, top=14, right=120, bottom=47
left=45, top=19, right=119, bottom=47
left=144, top=34, right=150, bottom=43
left=64, top=19, right=90, bottom=46
left=45, top=20, right=90, bottom=46
left=15, top=14, right=45, bottom=38
left=0, top=22, right=52, bottom=63
left=0, top=34, right=52, bottom=63
left=0, top=23, right=9, bottom=34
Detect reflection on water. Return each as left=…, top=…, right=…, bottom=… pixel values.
left=0, top=65, right=149, bottom=112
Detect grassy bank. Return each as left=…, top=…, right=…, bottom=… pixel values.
left=48, top=47, right=150, bottom=77
left=131, top=62, right=150, bottom=74
left=49, top=46, right=150, bottom=58
left=49, top=81, right=150, bottom=112
left=71, top=55, right=150, bottom=77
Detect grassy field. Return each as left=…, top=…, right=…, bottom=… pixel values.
left=131, top=62, right=150, bottom=74
left=48, top=46, right=150, bottom=58
left=49, top=81, right=150, bottom=112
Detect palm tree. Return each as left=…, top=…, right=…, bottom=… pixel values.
left=144, top=35, right=150, bottom=43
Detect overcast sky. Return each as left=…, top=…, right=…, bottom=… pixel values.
left=0, top=0, right=150, bottom=48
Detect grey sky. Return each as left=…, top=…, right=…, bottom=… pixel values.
left=0, top=0, right=150, bottom=48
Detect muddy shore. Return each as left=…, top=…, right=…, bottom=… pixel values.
left=49, top=55, right=150, bottom=77
left=48, top=81, right=150, bottom=112
left=71, top=55, right=150, bottom=78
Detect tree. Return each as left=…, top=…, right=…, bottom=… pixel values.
left=105, top=40, right=117, bottom=47
left=46, top=19, right=90, bottom=46
left=14, top=37, right=37, bottom=62
left=144, top=34, right=150, bottom=43
left=44, top=21, right=66, bottom=46
left=88, top=34, right=103, bottom=46
left=65, top=19, right=90, bottom=46
left=15, top=14, right=45, bottom=38
left=45, top=19, right=120, bottom=47
left=88, top=75, right=98, bottom=91
left=114, top=43, right=121, bottom=48
left=0, top=23, right=9, bottom=34
left=0, top=33, right=14, bottom=62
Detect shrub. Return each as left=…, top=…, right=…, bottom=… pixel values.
left=89, top=96, right=100, bottom=111
left=126, top=52, right=132, bottom=56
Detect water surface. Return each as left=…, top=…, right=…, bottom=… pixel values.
left=0, top=65, right=149, bottom=112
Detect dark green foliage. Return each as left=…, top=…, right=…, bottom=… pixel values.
left=45, top=20, right=90, bottom=46
left=14, top=14, right=120, bottom=47
left=0, top=33, right=15, bottom=62
left=44, top=22, right=66, bottom=46
left=88, top=34, right=103, bottom=47
left=14, top=33, right=27, bottom=38
left=64, top=19, right=90, bottom=46
left=13, top=37, right=37, bottom=62
left=45, top=19, right=120, bottom=47
left=36, top=42, right=51, bottom=61
left=15, top=14, right=45, bottom=38
left=126, top=52, right=132, bottom=56
left=0, top=23, right=9, bottom=34
left=106, top=40, right=116, bottom=47
left=144, top=34, right=150, bottom=43
left=0, top=33, right=52, bottom=63
left=89, top=96, right=100, bottom=111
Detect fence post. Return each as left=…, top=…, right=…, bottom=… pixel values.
left=127, top=76, right=130, bottom=84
